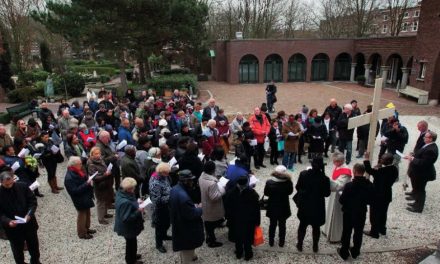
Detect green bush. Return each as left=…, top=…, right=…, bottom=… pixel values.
left=0, top=112, right=11, bottom=124
left=34, top=81, right=46, bottom=91
left=100, top=74, right=111, bottom=83
left=53, top=72, right=85, bottom=97
left=69, top=65, right=116, bottom=76
left=7, top=86, right=45, bottom=103
left=157, top=68, right=191, bottom=75
left=17, top=70, right=50, bottom=86
left=149, top=74, right=197, bottom=95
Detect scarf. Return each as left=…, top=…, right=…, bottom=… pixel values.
left=331, top=165, right=352, bottom=180
left=68, top=166, right=86, bottom=178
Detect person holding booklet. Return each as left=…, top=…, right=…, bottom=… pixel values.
left=0, top=170, right=41, bottom=264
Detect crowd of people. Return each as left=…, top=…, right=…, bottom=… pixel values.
left=0, top=85, right=438, bottom=264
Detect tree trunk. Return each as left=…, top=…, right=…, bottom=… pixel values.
left=117, top=53, right=128, bottom=93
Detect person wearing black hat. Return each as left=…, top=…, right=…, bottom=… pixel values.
left=224, top=176, right=260, bottom=261
left=169, top=170, right=204, bottom=263
left=295, top=157, right=330, bottom=252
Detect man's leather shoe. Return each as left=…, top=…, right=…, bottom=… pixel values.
left=104, top=214, right=113, bottom=218
left=337, top=248, right=349, bottom=260
left=405, top=196, right=415, bottom=201
left=405, top=191, right=414, bottom=196
left=349, top=247, right=359, bottom=259
left=406, top=207, right=422, bottom=213
left=208, top=241, right=223, bottom=248
left=156, top=245, right=167, bottom=253
left=260, top=164, right=267, bottom=168
left=136, top=254, right=142, bottom=260
left=99, top=220, right=109, bottom=225
left=87, top=229, right=97, bottom=234
left=164, top=235, right=172, bottom=240
left=79, top=234, right=93, bottom=239
left=363, top=231, right=379, bottom=239
left=407, top=202, right=417, bottom=207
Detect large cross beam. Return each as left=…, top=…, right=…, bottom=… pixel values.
left=348, top=78, right=395, bottom=159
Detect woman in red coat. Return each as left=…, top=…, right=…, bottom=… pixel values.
left=248, top=107, right=270, bottom=169
left=215, top=109, right=230, bottom=156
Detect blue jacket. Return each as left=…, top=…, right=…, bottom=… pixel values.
left=64, top=169, right=94, bottom=210
left=118, top=126, right=134, bottom=146
left=170, top=183, right=204, bottom=251
left=114, top=190, right=144, bottom=238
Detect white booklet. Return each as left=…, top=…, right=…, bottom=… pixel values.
left=249, top=175, right=259, bottom=186
left=81, top=150, right=88, bottom=158
left=29, top=181, right=40, bottom=191
left=89, top=172, right=98, bottom=181
left=106, top=163, right=113, bottom=173
left=198, top=153, right=205, bottom=161
left=14, top=216, right=27, bottom=224
left=11, top=161, right=20, bottom=172
left=50, top=145, right=59, bottom=154
left=139, top=197, right=152, bottom=209
left=18, top=148, right=29, bottom=158
left=116, top=140, right=127, bottom=150
left=250, top=139, right=257, bottom=146
left=168, top=157, right=178, bottom=167
left=217, top=177, right=229, bottom=189
left=33, top=153, right=42, bottom=159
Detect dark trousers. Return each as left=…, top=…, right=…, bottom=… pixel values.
left=412, top=178, right=428, bottom=211
left=205, top=219, right=223, bottom=244
left=269, top=218, right=286, bottom=244
left=235, top=225, right=254, bottom=258
left=298, top=136, right=305, bottom=160
left=269, top=143, right=278, bottom=163
left=43, top=162, right=57, bottom=181
left=378, top=144, right=387, bottom=160
left=369, top=200, right=390, bottom=235
left=154, top=207, right=170, bottom=247
left=253, top=143, right=265, bottom=167
left=340, top=212, right=366, bottom=258
left=125, top=237, right=137, bottom=264
left=8, top=227, right=40, bottom=264
left=297, top=222, right=320, bottom=246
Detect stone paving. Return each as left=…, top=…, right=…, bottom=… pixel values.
left=1, top=81, right=440, bottom=263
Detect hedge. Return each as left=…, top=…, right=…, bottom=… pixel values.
left=148, top=74, right=197, bottom=95
left=69, top=66, right=116, bottom=76
left=0, top=113, right=11, bottom=124
left=53, top=72, right=86, bottom=97
left=156, top=68, right=191, bottom=75
left=7, top=86, right=45, bottom=103
left=18, top=70, right=50, bottom=86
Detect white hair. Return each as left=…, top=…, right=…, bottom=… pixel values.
left=67, top=156, right=82, bottom=167
left=344, top=104, right=353, bottom=111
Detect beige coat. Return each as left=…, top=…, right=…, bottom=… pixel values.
left=198, top=172, right=225, bottom=222
left=323, top=174, right=351, bottom=242
left=281, top=121, right=302, bottom=153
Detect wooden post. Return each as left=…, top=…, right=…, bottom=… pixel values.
left=367, top=78, right=383, bottom=160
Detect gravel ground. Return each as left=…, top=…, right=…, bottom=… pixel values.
left=1, top=115, right=439, bottom=264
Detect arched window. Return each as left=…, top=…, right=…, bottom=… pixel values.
left=288, top=54, right=306, bottom=82
left=334, top=53, right=352, bottom=81
left=264, top=54, right=283, bottom=82
left=312, top=53, right=329, bottom=81
left=239, top=55, right=259, bottom=83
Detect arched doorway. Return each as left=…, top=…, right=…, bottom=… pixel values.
left=354, top=53, right=366, bottom=79
left=239, top=54, right=259, bottom=83
left=369, top=53, right=382, bottom=81
left=264, top=54, right=283, bottom=82
left=288, top=53, right=306, bottom=82
left=386, top=54, right=403, bottom=86
left=312, top=53, right=329, bottom=81
left=334, top=53, right=352, bottom=81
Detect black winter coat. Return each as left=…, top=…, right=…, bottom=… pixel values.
left=264, top=172, right=293, bottom=220
left=384, top=126, right=409, bottom=154
left=309, top=123, right=328, bottom=153
left=224, top=186, right=260, bottom=234
left=295, top=169, right=330, bottom=226
left=0, top=183, right=38, bottom=237
left=364, top=160, right=398, bottom=203
left=337, top=112, right=354, bottom=141
left=114, top=190, right=144, bottom=238
left=64, top=169, right=94, bottom=210
left=170, top=183, right=204, bottom=251
left=340, top=176, right=374, bottom=219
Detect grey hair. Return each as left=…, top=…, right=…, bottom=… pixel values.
left=332, top=151, right=345, bottom=163
left=124, top=145, right=136, bottom=153
left=428, top=131, right=437, bottom=142
left=0, top=171, right=13, bottom=182
left=67, top=156, right=82, bottom=167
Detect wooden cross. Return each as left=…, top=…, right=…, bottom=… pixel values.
left=347, top=78, right=396, bottom=160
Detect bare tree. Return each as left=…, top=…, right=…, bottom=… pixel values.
left=0, top=0, right=42, bottom=72
left=346, top=0, right=379, bottom=37
left=386, top=0, right=414, bottom=36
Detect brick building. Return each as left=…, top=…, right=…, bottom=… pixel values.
left=374, top=3, right=421, bottom=37
left=211, top=0, right=440, bottom=104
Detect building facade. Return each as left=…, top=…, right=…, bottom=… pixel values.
left=211, top=0, right=439, bottom=104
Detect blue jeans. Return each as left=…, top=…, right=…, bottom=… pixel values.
left=282, top=151, right=296, bottom=170
left=338, top=139, right=352, bottom=164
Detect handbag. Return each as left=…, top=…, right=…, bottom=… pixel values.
left=253, top=226, right=264, bottom=246
left=54, top=151, right=64, bottom=163
left=259, top=195, right=268, bottom=210
left=277, top=140, right=284, bottom=151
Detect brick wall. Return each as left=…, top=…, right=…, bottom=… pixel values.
left=409, top=0, right=440, bottom=100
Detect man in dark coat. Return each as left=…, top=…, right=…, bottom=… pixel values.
left=324, top=98, right=342, bottom=152
left=338, top=163, right=374, bottom=260
left=114, top=177, right=144, bottom=264
left=38, top=102, right=56, bottom=131
left=363, top=152, right=398, bottom=238
left=120, top=145, right=142, bottom=197
left=337, top=104, right=355, bottom=164
left=0, top=171, right=41, bottom=264
left=384, top=119, right=409, bottom=160
left=265, top=81, right=277, bottom=113
left=202, top=99, right=220, bottom=120
left=64, top=156, right=95, bottom=239
left=224, top=176, right=260, bottom=261
left=295, top=157, right=330, bottom=252
left=97, top=130, right=120, bottom=190
left=405, top=131, right=439, bottom=213
left=405, top=120, right=429, bottom=195
left=170, top=170, right=204, bottom=263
